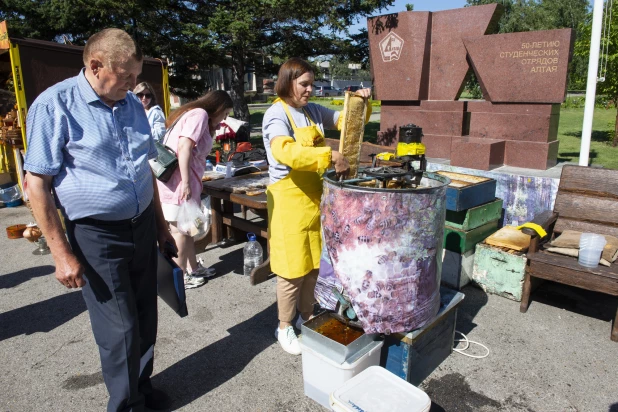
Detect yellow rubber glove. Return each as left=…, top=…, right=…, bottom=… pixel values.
left=270, top=136, right=332, bottom=174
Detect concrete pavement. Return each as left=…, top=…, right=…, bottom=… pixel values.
left=1, top=204, right=617, bottom=411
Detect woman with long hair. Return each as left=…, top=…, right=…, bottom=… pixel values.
left=157, top=90, right=233, bottom=289
left=263, top=58, right=371, bottom=354
left=134, top=82, right=166, bottom=141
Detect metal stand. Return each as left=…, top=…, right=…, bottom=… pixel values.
left=32, top=236, right=51, bottom=255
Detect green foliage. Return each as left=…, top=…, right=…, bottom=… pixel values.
left=574, top=0, right=618, bottom=144
left=561, top=96, right=616, bottom=109
left=466, top=0, right=590, bottom=91
left=405, top=4, right=414, bottom=11
left=0, top=0, right=395, bottom=122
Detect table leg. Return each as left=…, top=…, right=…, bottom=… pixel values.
left=210, top=196, right=223, bottom=244
left=223, top=200, right=243, bottom=241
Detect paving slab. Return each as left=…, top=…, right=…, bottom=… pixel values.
left=1, top=205, right=617, bottom=411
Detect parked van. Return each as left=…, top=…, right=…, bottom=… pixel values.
left=313, top=86, right=341, bottom=97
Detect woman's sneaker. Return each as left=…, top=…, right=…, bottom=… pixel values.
left=192, top=258, right=216, bottom=279
left=184, top=273, right=206, bottom=289
left=275, top=326, right=301, bottom=355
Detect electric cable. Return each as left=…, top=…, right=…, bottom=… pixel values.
left=453, top=330, right=490, bottom=359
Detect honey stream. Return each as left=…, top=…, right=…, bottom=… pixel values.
left=314, top=317, right=364, bottom=345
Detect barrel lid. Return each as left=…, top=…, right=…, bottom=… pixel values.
left=330, top=366, right=431, bottom=412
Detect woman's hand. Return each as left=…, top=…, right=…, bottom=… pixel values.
left=332, top=151, right=350, bottom=178
left=180, top=181, right=192, bottom=201
left=355, top=88, right=372, bottom=99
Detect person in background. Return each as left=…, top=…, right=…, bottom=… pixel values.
left=134, top=82, right=166, bottom=141
left=262, top=57, right=372, bottom=355
left=24, top=29, right=175, bottom=411
left=157, top=90, right=233, bottom=289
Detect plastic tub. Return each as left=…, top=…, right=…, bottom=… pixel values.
left=300, top=339, right=383, bottom=409
left=579, top=233, right=607, bottom=268
left=330, top=366, right=431, bottom=412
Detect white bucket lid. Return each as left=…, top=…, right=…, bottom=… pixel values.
left=330, top=366, right=431, bottom=412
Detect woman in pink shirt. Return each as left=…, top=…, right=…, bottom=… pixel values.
left=157, top=91, right=233, bottom=289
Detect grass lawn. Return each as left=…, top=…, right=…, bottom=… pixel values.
left=556, top=108, right=617, bottom=169
left=247, top=104, right=618, bottom=170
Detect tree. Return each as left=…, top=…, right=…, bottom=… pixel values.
left=205, top=0, right=394, bottom=121
left=1, top=0, right=395, bottom=122
left=1, top=0, right=220, bottom=99
left=575, top=1, right=618, bottom=146
left=466, top=0, right=590, bottom=90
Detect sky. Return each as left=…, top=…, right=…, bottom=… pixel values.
left=348, top=0, right=596, bottom=34
left=348, top=0, right=469, bottom=34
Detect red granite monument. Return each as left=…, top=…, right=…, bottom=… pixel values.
left=368, top=5, right=574, bottom=170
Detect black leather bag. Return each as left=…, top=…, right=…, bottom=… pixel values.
left=150, top=142, right=178, bottom=182
left=149, top=114, right=184, bottom=182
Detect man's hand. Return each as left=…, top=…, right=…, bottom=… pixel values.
left=332, top=151, right=350, bottom=178
left=55, top=253, right=86, bottom=289
left=158, top=227, right=177, bottom=257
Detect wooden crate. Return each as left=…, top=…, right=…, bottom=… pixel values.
left=443, top=220, right=499, bottom=253
left=445, top=198, right=503, bottom=231
left=471, top=242, right=527, bottom=301
left=381, top=287, right=464, bottom=386
left=437, top=171, right=497, bottom=212
left=441, top=249, right=475, bottom=290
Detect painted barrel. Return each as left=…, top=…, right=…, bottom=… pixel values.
left=317, top=171, right=450, bottom=334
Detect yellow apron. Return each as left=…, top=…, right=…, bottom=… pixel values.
left=267, top=100, right=326, bottom=279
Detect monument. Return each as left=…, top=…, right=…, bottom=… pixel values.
left=368, top=4, right=574, bottom=170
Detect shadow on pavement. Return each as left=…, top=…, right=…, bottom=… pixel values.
left=152, top=302, right=277, bottom=409
left=530, top=281, right=617, bottom=322
left=208, top=247, right=245, bottom=276
left=0, top=265, right=55, bottom=289
left=0, top=290, right=86, bottom=342
left=455, top=285, right=489, bottom=335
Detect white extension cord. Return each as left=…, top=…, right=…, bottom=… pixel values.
left=453, top=330, right=490, bottom=359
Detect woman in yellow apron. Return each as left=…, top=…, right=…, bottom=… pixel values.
left=262, top=58, right=371, bottom=354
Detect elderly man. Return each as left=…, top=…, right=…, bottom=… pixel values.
left=24, top=29, right=174, bottom=411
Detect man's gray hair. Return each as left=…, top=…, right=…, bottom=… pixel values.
left=83, top=28, right=143, bottom=68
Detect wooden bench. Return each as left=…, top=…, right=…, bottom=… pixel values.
left=520, top=165, right=618, bottom=342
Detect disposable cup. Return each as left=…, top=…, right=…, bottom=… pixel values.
left=578, top=233, right=606, bottom=268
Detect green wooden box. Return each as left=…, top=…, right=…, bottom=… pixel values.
left=443, top=220, right=499, bottom=253
left=445, top=198, right=503, bottom=231
left=471, top=242, right=527, bottom=301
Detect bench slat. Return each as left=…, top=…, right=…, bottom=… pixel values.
left=554, top=192, right=618, bottom=226
left=559, top=165, right=618, bottom=198
left=554, top=218, right=618, bottom=238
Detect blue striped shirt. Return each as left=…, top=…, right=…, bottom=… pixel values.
left=24, top=69, right=158, bottom=221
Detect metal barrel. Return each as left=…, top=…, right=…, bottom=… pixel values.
left=318, top=171, right=450, bottom=334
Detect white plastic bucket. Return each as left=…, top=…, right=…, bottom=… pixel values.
left=300, top=339, right=383, bottom=409
left=578, top=233, right=607, bottom=268
left=330, top=366, right=431, bottom=412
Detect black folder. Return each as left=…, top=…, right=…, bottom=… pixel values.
left=157, top=252, right=188, bottom=317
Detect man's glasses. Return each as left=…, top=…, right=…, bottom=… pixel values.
left=136, top=93, right=152, bottom=99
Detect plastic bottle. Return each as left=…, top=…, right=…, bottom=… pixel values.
left=243, top=232, right=263, bottom=276
left=205, top=159, right=213, bottom=171
left=225, top=162, right=233, bottom=178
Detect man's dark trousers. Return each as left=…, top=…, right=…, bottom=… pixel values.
left=66, top=202, right=158, bottom=412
